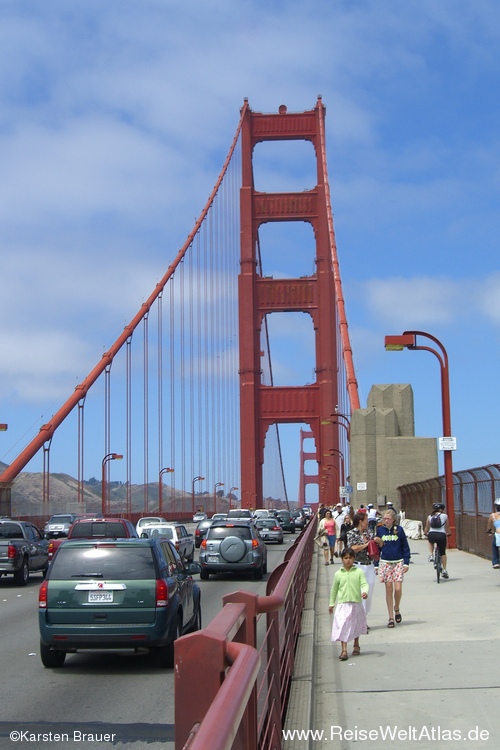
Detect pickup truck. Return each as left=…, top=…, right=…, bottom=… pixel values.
left=47, top=517, right=139, bottom=562
left=0, top=518, right=49, bottom=585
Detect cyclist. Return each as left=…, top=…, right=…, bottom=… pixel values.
left=424, top=503, right=450, bottom=579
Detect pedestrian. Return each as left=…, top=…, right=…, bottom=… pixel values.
left=317, top=503, right=327, bottom=521
left=375, top=508, right=411, bottom=628
left=347, top=513, right=377, bottom=624
left=424, top=502, right=450, bottom=578
left=367, top=503, right=379, bottom=535
left=329, top=547, right=369, bottom=660
left=486, top=499, right=500, bottom=569
left=318, top=509, right=336, bottom=565
left=337, top=506, right=353, bottom=556
left=333, top=503, right=349, bottom=557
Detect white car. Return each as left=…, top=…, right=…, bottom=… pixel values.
left=135, top=516, right=168, bottom=536
left=139, top=523, right=195, bottom=562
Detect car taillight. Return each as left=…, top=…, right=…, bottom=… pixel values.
left=195, top=529, right=200, bottom=537
left=7, top=544, right=17, bottom=559
left=48, top=541, right=55, bottom=558
left=200, top=540, right=207, bottom=549
left=252, top=539, right=259, bottom=549
left=272, top=526, right=281, bottom=531
left=156, top=579, right=168, bottom=607
left=39, top=580, right=48, bottom=608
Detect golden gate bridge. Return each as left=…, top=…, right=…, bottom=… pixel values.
left=0, top=98, right=358, bottom=518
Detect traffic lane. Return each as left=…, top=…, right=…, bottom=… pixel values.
left=0, top=538, right=292, bottom=750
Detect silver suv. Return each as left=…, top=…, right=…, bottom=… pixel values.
left=43, top=514, right=79, bottom=539
left=199, top=521, right=267, bottom=580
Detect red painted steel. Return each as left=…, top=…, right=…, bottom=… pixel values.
left=174, top=517, right=316, bottom=750
left=239, top=99, right=357, bottom=508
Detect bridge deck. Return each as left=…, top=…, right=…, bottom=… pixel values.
left=285, top=539, right=497, bottom=749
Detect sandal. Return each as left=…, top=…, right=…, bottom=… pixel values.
left=387, top=618, right=395, bottom=628
left=352, top=645, right=360, bottom=656
left=395, top=610, right=402, bottom=623
left=339, top=650, right=348, bottom=661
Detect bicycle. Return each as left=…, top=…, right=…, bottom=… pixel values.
left=432, top=543, right=443, bottom=584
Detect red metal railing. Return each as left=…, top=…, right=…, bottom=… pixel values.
left=174, top=518, right=316, bottom=750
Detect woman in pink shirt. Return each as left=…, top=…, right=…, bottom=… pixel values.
left=318, top=509, right=337, bottom=565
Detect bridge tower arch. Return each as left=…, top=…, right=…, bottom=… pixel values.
left=238, top=99, right=342, bottom=509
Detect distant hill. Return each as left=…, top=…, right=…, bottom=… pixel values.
left=2, top=464, right=191, bottom=518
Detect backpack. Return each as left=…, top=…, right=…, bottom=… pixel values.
left=430, top=513, right=443, bottom=529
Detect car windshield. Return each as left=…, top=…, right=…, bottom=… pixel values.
left=70, top=522, right=129, bottom=539
left=49, top=516, right=74, bottom=524
left=144, top=526, right=173, bottom=539
left=0, top=523, right=23, bottom=539
left=50, top=546, right=156, bottom=580
left=208, top=526, right=251, bottom=540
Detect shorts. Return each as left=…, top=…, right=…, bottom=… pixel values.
left=378, top=560, right=405, bottom=583
left=428, top=531, right=447, bottom=556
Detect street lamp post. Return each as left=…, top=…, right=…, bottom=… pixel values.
left=213, top=482, right=224, bottom=514
left=159, top=467, right=174, bottom=515
left=191, top=475, right=205, bottom=517
left=228, top=487, right=238, bottom=510
left=101, top=453, right=123, bottom=515
left=385, top=330, right=456, bottom=548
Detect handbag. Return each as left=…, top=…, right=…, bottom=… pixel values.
left=367, top=538, right=380, bottom=561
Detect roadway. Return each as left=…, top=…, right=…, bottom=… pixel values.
left=0, top=526, right=296, bottom=750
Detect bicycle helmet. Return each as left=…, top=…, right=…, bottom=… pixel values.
left=495, top=499, right=500, bottom=508
left=432, top=503, right=445, bottom=511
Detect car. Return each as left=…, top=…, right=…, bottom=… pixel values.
left=0, top=519, right=49, bottom=584
left=254, top=518, right=284, bottom=544
left=136, top=516, right=168, bottom=536
left=252, top=509, right=271, bottom=520
left=291, top=510, right=307, bottom=531
left=192, top=512, right=208, bottom=523
left=139, top=523, right=195, bottom=562
left=38, top=537, right=202, bottom=669
left=43, top=514, right=79, bottom=539
left=195, top=519, right=213, bottom=548
left=226, top=509, right=253, bottom=520
left=276, top=511, right=296, bottom=534
left=47, top=516, right=139, bottom=562
left=199, top=520, right=268, bottom=580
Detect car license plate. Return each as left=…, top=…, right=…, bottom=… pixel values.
left=88, top=591, right=113, bottom=603
left=207, top=555, right=218, bottom=563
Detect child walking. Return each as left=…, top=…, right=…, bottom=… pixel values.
left=329, top=547, right=369, bottom=661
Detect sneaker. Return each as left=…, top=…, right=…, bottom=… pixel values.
left=493, top=564, right=500, bottom=569
left=428, top=555, right=434, bottom=563
left=442, top=569, right=449, bottom=579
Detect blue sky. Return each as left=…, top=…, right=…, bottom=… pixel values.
left=1, top=1, right=499, bottom=499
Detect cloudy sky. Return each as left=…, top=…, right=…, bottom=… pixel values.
left=1, top=1, right=499, bottom=495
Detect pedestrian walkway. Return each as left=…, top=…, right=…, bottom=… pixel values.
left=284, top=539, right=499, bottom=749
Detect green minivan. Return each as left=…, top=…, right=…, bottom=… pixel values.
left=39, top=538, right=201, bottom=668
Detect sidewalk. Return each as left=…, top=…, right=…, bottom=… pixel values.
left=284, top=539, right=499, bottom=749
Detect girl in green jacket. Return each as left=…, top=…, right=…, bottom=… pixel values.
left=329, top=547, right=369, bottom=661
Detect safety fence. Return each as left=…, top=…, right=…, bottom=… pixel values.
left=174, top=517, right=316, bottom=750
left=398, top=463, right=500, bottom=559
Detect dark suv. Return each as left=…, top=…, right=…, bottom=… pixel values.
left=199, top=520, right=267, bottom=580
left=39, top=538, right=202, bottom=668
